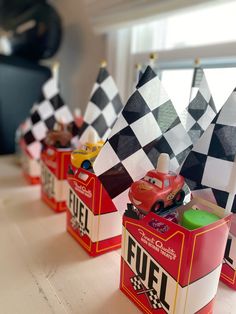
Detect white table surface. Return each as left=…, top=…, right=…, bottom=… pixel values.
left=0, top=155, right=235, bottom=314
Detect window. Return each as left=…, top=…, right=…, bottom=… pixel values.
left=131, top=1, right=236, bottom=54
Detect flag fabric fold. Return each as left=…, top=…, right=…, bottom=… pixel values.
left=179, top=88, right=236, bottom=213
left=78, top=65, right=123, bottom=143
left=22, top=76, right=77, bottom=159
left=93, top=66, right=193, bottom=213
left=180, top=67, right=217, bottom=145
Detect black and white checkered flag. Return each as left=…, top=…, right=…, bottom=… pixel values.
left=23, top=76, right=77, bottom=159
left=93, top=66, right=192, bottom=213
left=130, top=275, right=162, bottom=309
left=180, top=67, right=217, bottom=145
left=78, top=65, right=123, bottom=143
left=180, top=88, right=236, bottom=213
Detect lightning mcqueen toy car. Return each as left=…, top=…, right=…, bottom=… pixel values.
left=128, top=169, right=185, bottom=215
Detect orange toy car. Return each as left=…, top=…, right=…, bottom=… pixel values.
left=128, top=153, right=185, bottom=215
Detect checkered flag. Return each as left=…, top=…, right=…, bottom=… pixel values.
left=70, top=217, right=86, bottom=236
left=130, top=275, right=143, bottom=291
left=78, top=64, right=123, bottom=143
left=146, top=290, right=162, bottom=309
left=180, top=88, right=236, bottom=213
left=130, top=275, right=162, bottom=309
left=93, top=66, right=192, bottom=213
left=22, top=76, right=78, bottom=159
left=180, top=67, right=217, bottom=145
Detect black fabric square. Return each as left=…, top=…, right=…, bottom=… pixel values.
left=70, top=121, right=79, bottom=136
left=78, top=121, right=89, bottom=137
left=184, top=178, right=204, bottom=191
left=152, top=100, right=179, bottom=133
left=24, top=131, right=35, bottom=144
left=109, top=126, right=141, bottom=161
left=50, top=94, right=64, bottom=110
left=123, top=91, right=151, bottom=124
left=91, top=115, right=108, bottom=138
left=180, top=151, right=207, bottom=184
left=175, top=146, right=192, bottom=165
left=111, top=94, right=123, bottom=114
left=44, top=115, right=56, bottom=129
left=31, top=111, right=41, bottom=124
left=98, top=162, right=133, bottom=199
left=208, top=124, right=236, bottom=161
left=136, top=66, right=156, bottom=89
left=96, top=67, right=109, bottom=84
left=91, top=87, right=109, bottom=110
left=143, top=136, right=174, bottom=167
left=212, top=188, right=229, bottom=209
left=188, top=92, right=208, bottom=120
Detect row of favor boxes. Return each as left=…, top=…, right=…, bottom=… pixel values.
left=22, top=145, right=236, bottom=314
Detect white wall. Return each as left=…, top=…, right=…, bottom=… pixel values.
left=50, top=0, right=106, bottom=112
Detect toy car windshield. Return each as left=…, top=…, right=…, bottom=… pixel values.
left=144, top=175, right=162, bottom=188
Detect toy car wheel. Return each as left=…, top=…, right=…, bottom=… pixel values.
left=81, top=160, right=91, bottom=170
left=173, top=190, right=185, bottom=206
left=151, top=201, right=164, bottom=213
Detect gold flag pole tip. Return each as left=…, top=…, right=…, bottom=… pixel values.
left=149, top=52, right=158, bottom=60
left=100, top=60, right=107, bottom=68
left=194, top=58, right=200, bottom=66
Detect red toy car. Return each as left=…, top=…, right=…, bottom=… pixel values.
left=128, top=154, right=185, bottom=215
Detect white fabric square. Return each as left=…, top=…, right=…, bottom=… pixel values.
left=108, top=114, right=128, bottom=139
left=199, top=75, right=211, bottom=102
left=202, top=156, right=233, bottom=192
left=179, top=109, right=196, bottom=131
left=37, top=100, right=54, bottom=120
left=84, top=102, right=102, bottom=124
left=169, top=157, right=180, bottom=172
left=112, top=188, right=130, bottom=215
left=101, top=76, right=118, bottom=100
left=42, top=77, right=59, bottom=99
left=79, top=126, right=95, bottom=144
left=93, top=142, right=121, bottom=176
left=28, top=141, right=42, bottom=159
left=197, top=106, right=215, bottom=130
left=90, top=82, right=99, bottom=97
left=122, top=149, right=153, bottom=181
left=102, top=128, right=112, bottom=141
left=189, top=87, right=198, bottom=102
left=22, top=118, right=32, bottom=133
left=191, top=188, right=217, bottom=204
left=165, top=124, right=192, bottom=155
left=55, top=106, right=73, bottom=123
left=102, top=102, right=116, bottom=127
left=193, top=124, right=214, bottom=155
left=217, top=92, right=236, bottom=127
left=138, top=76, right=169, bottom=111
left=32, top=121, right=48, bottom=141
left=130, top=112, right=162, bottom=147
left=30, top=103, right=39, bottom=113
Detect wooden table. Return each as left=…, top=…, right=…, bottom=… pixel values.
left=0, top=155, right=235, bottom=314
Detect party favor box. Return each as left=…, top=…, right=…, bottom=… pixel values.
left=120, top=198, right=231, bottom=314
left=41, top=146, right=72, bottom=212
left=20, top=139, right=40, bottom=184
left=66, top=168, right=122, bottom=256
left=220, top=214, right=236, bottom=289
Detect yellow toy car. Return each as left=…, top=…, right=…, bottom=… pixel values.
left=71, top=141, right=104, bottom=170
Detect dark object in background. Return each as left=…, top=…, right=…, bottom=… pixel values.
left=0, top=54, right=51, bottom=154
left=0, top=1, right=62, bottom=60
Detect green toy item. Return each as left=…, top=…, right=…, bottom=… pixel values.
left=182, top=208, right=220, bottom=230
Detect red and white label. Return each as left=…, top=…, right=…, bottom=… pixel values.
left=122, top=227, right=221, bottom=314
